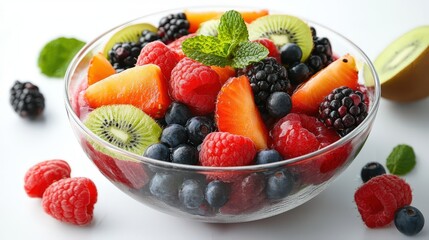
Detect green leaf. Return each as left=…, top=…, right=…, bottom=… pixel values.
left=38, top=37, right=86, bottom=78
left=386, top=144, right=416, bottom=175
left=182, top=35, right=232, bottom=67
left=218, top=10, right=248, bottom=44
left=231, top=42, right=269, bottom=68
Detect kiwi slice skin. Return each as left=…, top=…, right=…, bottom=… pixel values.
left=371, top=26, right=429, bottom=102
left=84, top=104, right=161, bottom=160
left=248, top=14, right=313, bottom=62
left=102, top=23, right=157, bottom=58
left=197, top=19, right=220, bottom=36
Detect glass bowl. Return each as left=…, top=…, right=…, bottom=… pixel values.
left=64, top=8, right=380, bottom=223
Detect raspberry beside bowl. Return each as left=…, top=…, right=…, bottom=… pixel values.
left=64, top=8, right=380, bottom=223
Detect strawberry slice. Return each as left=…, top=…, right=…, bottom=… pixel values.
left=291, top=54, right=359, bottom=115
left=215, top=75, right=269, bottom=150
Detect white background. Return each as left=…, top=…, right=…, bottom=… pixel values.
left=0, top=0, right=428, bottom=239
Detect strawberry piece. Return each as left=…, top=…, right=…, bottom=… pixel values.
left=42, top=177, right=97, bottom=226
left=167, top=33, right=196, bottom=59
left=252, top=38, right=280, bottom=62
left=169, top=57, right=221, bottom=115
left=291, top=54, right=359, bottom=115
left=354, top=174, right=412, bottom=228
left=24, top=160, right=71, bottom=198
left=84, top=64, right=171, bottom=119
left=136, top=41, right=180, bottom=80
left=215, top=75, right=269, bottom=150
left=87, top=53, right=116, bottom=85
left=199, top=132, right=256, bottom=167
left=220, top=173, right=266, bottom=215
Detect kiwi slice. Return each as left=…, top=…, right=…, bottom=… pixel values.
left=368, top=26, right=429, bottom=102
left=197, top=19, right=220, bottom=36
left=248, top=15, right=313, bottom=62
left=102, top=23, right=157, bottom=58
left=84, top=104, right=162, bottom=160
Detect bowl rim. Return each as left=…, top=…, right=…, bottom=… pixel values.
left=64, top=7, right=381, bottom=172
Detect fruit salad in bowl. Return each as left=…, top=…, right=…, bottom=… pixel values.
left=64, top=8, right=380, bottom=223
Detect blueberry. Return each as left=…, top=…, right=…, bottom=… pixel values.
left=171, top=144, right=199, bottom=165
left=255, top=149, right=283, bottom=165
left=160, top=124, right=188, bottom=148
left=205, top=180, right=229, bottom=208
left=149, top=173, right=181, bottom=203
left=288, top=63, right=310, bottom=85
left=394, top=206, right=425, bottom=236
left=265, top=169, right=294, bottom=200
left=360, top=162, right=386, bottom=183
left=280, top=43, right=303, bottom=65
left=143, top=143, right=171, bottom=162
left=186, top=116, right=215, bottom=146
left=179, top=179, right=205, bottom=209
left=266, top=92, right=292, bottom=118
left=165, top=102, right=192, bottom=126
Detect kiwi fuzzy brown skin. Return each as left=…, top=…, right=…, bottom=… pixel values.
left=381, top=46, right=429, bottom=102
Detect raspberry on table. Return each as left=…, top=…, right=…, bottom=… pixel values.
left=42, top=177, right=97, bottom=226
left=24, top=160, right=71, bottom=198
left=354, top=174, right=412, bottom=228
left=10, top=80, right=45, bottom=119
left=136, top=40, right=180, bottom=80
left=169, top=57, right=221, bottom=115
left=199, top=132, right=256, bottom=167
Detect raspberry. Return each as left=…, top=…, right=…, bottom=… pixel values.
left=271, top=113, right=340, bottom=159
left=170, top=58, right=221, bottom=115
left=24, top=160, right=71, bottom=198
left=42, top=177, right=97, bottom=226
left=354, top=174, right=412, bottom=228
left=199, top=132, right=256, bottom=167
left=220, top=173, right=266, bottom=215
left=136, top=41, right=180, bottom=80
left=252, top=38, right=280, bottom=62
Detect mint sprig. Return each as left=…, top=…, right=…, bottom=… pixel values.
left=386, top=144, right=416, bottom=175
left=182, top=10, right=268, bottom=68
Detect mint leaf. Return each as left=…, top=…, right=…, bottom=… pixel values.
left=232, top=42, right=269, bottom=68
left=386, top=144, right=416, bottom=175
left=38, top=37, right=85, bottom=78
left=182, top=36, right=232, bottom=66
left=218, top=10, right=248, bottom=44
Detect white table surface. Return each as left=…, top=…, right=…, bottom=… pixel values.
left=1, top=0, right=428, bottom=239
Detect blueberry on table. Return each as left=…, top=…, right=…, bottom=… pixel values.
left=165, top=102, right=192, bottom=126
left=205, top=180, right=230, bottom=208
left=254, top=149, right=283, bottom=165
left=360, top=162, right=386, bottom=183
left=394, top=206, right=425, bottom=236
left=179, top=179, right=205, bottom=209
left=186, top=116, right=215, bottom=146
left=160, top=124, right=188, bottom=148
left=266, top=169, right=294, bottom=200
left=171, top=144, right=198, bottom=165
left=143, top=143, right=171, bottom=162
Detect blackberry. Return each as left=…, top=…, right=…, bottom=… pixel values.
left=319, top=86, right=368, bottom=136
left=10, top=81, right=45, bottom=119
left=239, top=57, right=291, bottom=112
left=306, top=27, right=334, bottom=74
left=157, top=13, right=190, bottom=44
left=139, top=29, right=160, bottom=48
left=108, top=42, right=142, bottom=73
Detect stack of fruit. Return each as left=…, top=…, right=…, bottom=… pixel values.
left=72, top=9, right=371, bottom=215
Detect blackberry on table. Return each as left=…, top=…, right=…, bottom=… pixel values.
left=108, top=42, right=142, bottom=73
left=10, top=81, right=45, bottom=119
left=319, top=86, right=368, bottom=136
left=158, top=12, right=190, bottom=44
left=238, top=57, right=291, bottom=113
